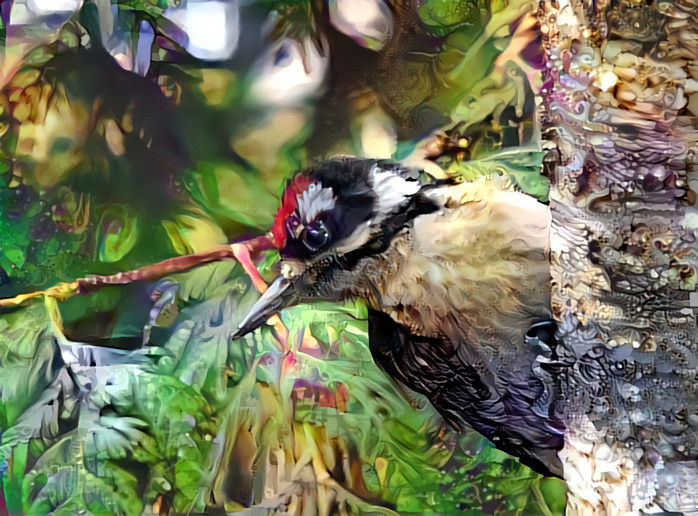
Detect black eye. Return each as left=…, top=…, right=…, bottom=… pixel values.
left=302, top=220, right=330, bottom=250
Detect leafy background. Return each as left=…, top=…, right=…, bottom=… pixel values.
left=0, top=0, right=566, bottom=513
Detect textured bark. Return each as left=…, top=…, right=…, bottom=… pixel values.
left=537, top=0, right=698, bottom=513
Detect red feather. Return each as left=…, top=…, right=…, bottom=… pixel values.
left=271, top=175, right=312, bottom=248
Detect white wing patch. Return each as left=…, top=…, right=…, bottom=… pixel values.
left=297, top=182, right=336, bottom=222
left=370, top=165, right=421, bottom=217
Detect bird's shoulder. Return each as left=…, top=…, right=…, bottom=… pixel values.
left=418, top=177, right=551, bottom=251
left=403, top=178, right=552, bottom=281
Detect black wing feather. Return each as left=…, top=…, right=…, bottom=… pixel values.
left=368, top=310, right=565, bottom=478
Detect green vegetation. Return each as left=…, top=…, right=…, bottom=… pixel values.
left=0, top=0, right=564, bottom=513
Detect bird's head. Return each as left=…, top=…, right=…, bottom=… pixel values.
left=233, top=158, right=442, bottom=338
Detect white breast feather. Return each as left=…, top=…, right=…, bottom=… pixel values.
left=374, top=178, right=552, bottom=353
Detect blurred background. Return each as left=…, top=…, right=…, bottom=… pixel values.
left=0, top=0, right=566, bottom=513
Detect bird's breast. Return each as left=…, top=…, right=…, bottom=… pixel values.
left=368, top=179, right=553, bottom=353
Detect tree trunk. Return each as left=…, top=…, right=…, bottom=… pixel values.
left=537, top=0, right=698, bottom=513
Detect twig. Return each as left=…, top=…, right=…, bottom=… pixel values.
left=1, top=232, right=291, bottom=351
left=0, top=234, right=275, bottom=309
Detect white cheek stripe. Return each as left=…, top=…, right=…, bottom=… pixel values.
left=297, top=183, right=336, bottom=222
left=370, top=165, right=421, bottom=217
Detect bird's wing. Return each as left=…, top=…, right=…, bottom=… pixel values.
left=368, top=309, right=565, bottom=478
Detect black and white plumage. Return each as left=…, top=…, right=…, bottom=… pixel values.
left=234, top=158, right=565, bottom=477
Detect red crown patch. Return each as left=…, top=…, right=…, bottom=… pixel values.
left=271, top=174, right=312, bottom=248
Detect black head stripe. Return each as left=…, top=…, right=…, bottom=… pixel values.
left=280, top=158, right=442, bottom=261
left=281, top=159, right=378, bottom=260
left=339, top=190, right=440, bottom=269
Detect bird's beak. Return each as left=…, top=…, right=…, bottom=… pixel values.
left=232, top=276, right=300, bottom=339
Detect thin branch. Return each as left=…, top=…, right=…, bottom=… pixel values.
left=0, top=234, right=275, bottom=309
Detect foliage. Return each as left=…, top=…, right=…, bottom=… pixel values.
left=1, top=0, right=564, bottom=513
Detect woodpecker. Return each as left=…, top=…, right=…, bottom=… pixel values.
left=234, top=158, right=565, bottom=477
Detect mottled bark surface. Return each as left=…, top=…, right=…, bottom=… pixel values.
left=537, top=0, right=698, bottom=513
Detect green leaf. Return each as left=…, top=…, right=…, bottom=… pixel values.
left=540, top=478, right=568, bottom=514
left=96, top=204, right=140, bottom=263
left=418, top=0, right=482, bottom=36
left=448, top=145, right=549, bottom=201
left=1, top=245, right=26, bottom=270
left=183, top=162, right=279, bottom=229
left=2, top=442, right=28, bottom=513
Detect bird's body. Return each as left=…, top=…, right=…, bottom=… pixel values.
left=355, top=177, right=553, bottom=344
left=235, top=158, right=565, bottom=477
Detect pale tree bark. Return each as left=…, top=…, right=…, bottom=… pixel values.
left=537, top=0, right=698, bottom=513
